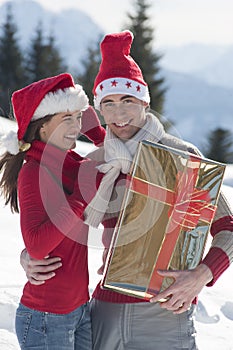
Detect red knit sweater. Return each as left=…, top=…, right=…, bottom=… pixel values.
left=18, top=141, right=102, bottom=313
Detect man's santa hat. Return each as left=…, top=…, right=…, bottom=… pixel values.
left=93, top=30, right=150, bottom=110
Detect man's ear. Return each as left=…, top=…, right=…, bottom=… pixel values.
left=99, top=108, right=104, bottom=118
left=143, top=101, right=149, bottom=108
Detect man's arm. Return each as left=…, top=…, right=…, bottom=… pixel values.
left=150, top=191, right=233, bottom=314
left=20, top=248, right=62, bottom=285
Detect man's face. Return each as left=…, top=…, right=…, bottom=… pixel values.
left=100, top=94, right=148, bottom=140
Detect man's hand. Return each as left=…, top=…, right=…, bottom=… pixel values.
left=150, top=264, right=213, bottom=314
left=20, top=249, right=62, bottom=285
left=97, top=248, right=108, bottom=275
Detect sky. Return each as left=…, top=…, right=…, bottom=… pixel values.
left=0, top=116, right=233, bottom=349
left=0, top=0, right=233, bottom=47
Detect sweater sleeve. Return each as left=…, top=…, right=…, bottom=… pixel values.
left=161, top=134, right=233, bottom=285
left=201, top=191, right=233, bottom=285
left=18, top=163, right=85, bottom=259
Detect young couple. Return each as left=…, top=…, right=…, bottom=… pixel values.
left=1, top=30, right=232, bottom=350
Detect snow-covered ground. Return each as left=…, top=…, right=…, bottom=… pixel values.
left=0, top=116, right=233, bottom=349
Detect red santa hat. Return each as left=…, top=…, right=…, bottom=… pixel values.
left=1, top=73, right=107, bottom=155
left=93, top=30, right=150, bottom=110
left=12, top=72, right=89, bottom=142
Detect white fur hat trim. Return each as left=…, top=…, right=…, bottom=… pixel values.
left=32, top=84, right=89, bottom=121
left=94, top=77, right=150, bottom=110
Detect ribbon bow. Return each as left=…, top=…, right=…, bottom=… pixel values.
left=168, top=169, right=215, bottom=231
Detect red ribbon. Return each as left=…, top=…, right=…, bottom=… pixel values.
left=128, top=170, right=216, bottom=230
left=167, top=169, right=215, bottom=231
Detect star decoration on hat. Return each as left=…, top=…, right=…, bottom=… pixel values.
left=100, top=84, right=104, bottom=91
left=126, top=81, right=132, bottom=88
left=111, top=80, right=118, bottom=87
left=136, top=85, right=141, bottom=92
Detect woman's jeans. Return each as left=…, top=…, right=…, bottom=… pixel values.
left=15, top=302, right=92, bottom=350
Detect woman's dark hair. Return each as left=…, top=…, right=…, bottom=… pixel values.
left=0, top=115, right=54, bottom=213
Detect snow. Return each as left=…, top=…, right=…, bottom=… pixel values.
left=0, top=116, right=233, bottom=349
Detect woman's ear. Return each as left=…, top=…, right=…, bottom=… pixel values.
left=39, top=124, right=46, bottom=141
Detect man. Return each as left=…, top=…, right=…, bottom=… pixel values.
left=21, top=31, right=233, bottom=349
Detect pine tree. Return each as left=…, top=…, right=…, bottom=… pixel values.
left=43, top=34, right=67, bottom=76
left=77, top=38, right=104, bottom=143
left=125, top=0, right=166, bottom=115
left=25, top=24, right=46, bottom=83
left=77, top=38, right=102, bottom=104
left=205, top=128, right=233, bottom=163
left=0, top=4, right=26, bottom=117
left=26, top=22, right=67, bottom=83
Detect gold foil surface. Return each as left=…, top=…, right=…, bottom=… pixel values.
left=102, top=141, right=226, bottom=299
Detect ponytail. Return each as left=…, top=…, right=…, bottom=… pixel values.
left=0, top=114, right=54, bottom=213
left=0, top=152, right=25, bottom=213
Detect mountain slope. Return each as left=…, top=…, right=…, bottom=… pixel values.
left=163, top=69, right=233, bottom=148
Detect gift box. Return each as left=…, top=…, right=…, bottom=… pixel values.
left=101, top=141, right=226, bottom=300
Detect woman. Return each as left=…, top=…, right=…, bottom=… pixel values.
left=0, top=73, right=104, bottom=349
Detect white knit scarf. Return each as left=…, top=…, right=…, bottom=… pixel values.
left=84, top=112, right=165, bottom=227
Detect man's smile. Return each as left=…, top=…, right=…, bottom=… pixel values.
left=114, top=120, right=130, bottom=127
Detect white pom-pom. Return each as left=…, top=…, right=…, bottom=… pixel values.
left=0, top=131, right=19, bottom=155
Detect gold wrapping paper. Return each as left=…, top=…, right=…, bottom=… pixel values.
left=101, top=141, right=226, bottom=299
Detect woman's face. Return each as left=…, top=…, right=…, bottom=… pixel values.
left=39, top=110, right=82, bottom=150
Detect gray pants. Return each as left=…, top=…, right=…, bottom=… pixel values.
left=90, top=299, right=198, bottom=350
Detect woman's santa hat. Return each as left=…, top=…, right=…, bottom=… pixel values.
left=13, top=72, right=89, bottom=142
left=1, top=73, right=90, bottom=154
left=93, top=30, right=150, bottom=110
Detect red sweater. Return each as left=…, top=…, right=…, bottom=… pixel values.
left=18, top=141, right=102, bottom=313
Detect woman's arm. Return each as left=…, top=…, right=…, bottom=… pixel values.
left=18, top=164, right=85, bottom=259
